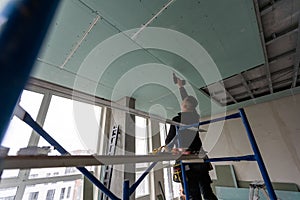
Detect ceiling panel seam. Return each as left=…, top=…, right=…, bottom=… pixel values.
left=76, top=0, right=181, bottom=73
left=131, top=0, right=176, bottom=40
left=60, top=15, right=100, bottom=69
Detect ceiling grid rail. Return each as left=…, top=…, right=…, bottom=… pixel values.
left=292, top=17, right=300, bottom=87
left=265, top=25, right=298, bottom=45
left=253, top=0, right=274, bottom=94
left=268, top=48, right=296, bottom=63
left=225, top=89, right=238, bottom=104
left=239, top=73, right=255, bottom=99
left=260, top=0, right=282, bottom=16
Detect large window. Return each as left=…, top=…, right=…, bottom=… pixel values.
left=0, top=187, right=17, bottom=200
left=0, top=84, right=103, bottom=200
left=135, top=116, right=150, bottom=198
left=38, top=95, right=101, bottom=154
left=46, top=189, right=55, bottom=200
left=1, top=90, right=43, bottom=178
left=160, top=123, right=180, bottom=199
left=30, top=95, right=101, bottom=178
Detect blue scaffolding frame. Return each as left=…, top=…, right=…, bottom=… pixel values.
left=16, top=105, right=278, bottom=200
left=0, top=1, right=278, bottom=199
left=176, top=110, right=278, bottom=200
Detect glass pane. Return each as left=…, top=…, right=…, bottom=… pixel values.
left=135, top=116, right=148, bottom=168
left=1, top=90, right=43, bottom=154
left=0, top=187, right=17, bottom=200
left=1, top=90, right=43, bottom=178
left=23, top=179, right=82, bottom=200
left=38, top=95, right=101, bottom=153
left=29, top=167, right=85, bottom=179
left=135, top=117, right=150, bottom=198
left=135, top=171, right=149, bottom=198
left=30, top=95, right=100, bottom=178
left=160, top=123, right=178, bottom=199
left=59, top=187, right=65, bottom=200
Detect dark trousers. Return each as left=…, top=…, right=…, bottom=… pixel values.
left=181, top=164, right=218, bottom=200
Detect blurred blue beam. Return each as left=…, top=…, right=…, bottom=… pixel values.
left=0, top=0, right=61, bottom=142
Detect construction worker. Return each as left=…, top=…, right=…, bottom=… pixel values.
left=165, top=74, right=218, bottom=200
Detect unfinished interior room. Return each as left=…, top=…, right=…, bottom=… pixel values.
left=0, top=0, right=299, bottom=199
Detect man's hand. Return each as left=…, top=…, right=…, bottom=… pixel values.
left=173, top=73, right=186, bottom=87
left=177, top=78, right=184, bottom=88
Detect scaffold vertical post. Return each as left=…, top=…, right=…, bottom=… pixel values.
left=239, top=108, right=277, bottom=200
left=123, top=180, right=130, bottom=200
left=180, top=162, right=190, bottom=200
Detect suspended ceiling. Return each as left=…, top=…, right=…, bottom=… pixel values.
left=31, top=0, right=300, bottom=119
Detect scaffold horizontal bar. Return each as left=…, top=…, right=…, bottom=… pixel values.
left=1, top=154, right=258, bottom=169
left=179, top=112, right=241, bottom=131
left=1, top=154, right=201, bottom=169
left=205, top=155, right=256, bottom=162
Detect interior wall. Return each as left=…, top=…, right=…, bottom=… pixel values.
left=205, top=93, right=300, bottom=187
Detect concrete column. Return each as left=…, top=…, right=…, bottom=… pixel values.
left=110, top=97, right=136, bottom=199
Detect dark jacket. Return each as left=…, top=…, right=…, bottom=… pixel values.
left=165, top=111, right=202, bottom=152
left=165, top=86, right=202, bottom=151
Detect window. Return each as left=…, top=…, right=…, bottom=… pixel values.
left=46, top=189, right=55, bottom=200
left=135, top=116, right=150, bottom=198
left=0, top=187, right=17, bottom=200
left=38, top=95, right=101, bottom=153
left=0, top=84, right=93, bottom=200
left=66, top=186, right=71, bottom=198
left=160, top=123, right=180, bottom=199
left=1, top=90, right=43, bottom=178
left=28, top=192, right=39, bottom=200
left=29, top=174, right=38, bottom=178
left=60, top=188, right=65, bottom=200
left=30, top=95, right=101, bottom=178
left=0, top=197, right=14, bottom=200
left=65, top=167, right=76, bottom=174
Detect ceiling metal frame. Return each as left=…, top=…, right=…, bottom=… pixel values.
left=292, top=18, right=300, bottom=87
left=200, top=0, right=300, bottom=106
left=254, top=0, right=274, bottom=94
